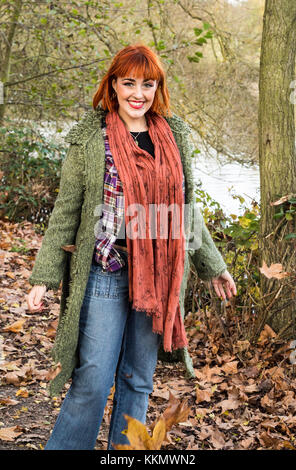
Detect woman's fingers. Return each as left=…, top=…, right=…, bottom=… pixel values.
left=26, top=287, right=45, bottom=312
left=212, top=279, right=236, bottom=301
left=213, top=281, right=226, bottom=300
left=224, top=281, right=233, bottom=299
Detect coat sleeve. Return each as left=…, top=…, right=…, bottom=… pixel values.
left=189, top=203, right=227, bottom=281
left=183, top=130, right=227, bottom=281
left=28, top=143, right=84, bottom=291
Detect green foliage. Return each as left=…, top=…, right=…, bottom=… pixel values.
left=187, top=23, right=214, bottom=63
left=0, top=124, right=66, bottom=230
left=186, top=185, right=261, bottom=329
left=271, top=196, right=296, bottom=240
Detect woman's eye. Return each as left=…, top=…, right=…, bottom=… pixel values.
left=123, top=82, right=153, bottom=87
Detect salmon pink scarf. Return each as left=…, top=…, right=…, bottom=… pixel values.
left=106, top=110, right=188, bottom=352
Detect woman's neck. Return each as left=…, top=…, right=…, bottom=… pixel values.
left=117, top=107, right=148, bottom=132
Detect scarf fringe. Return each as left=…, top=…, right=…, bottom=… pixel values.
left=132, top=305, right=189, bottom=352
left=131, top=302, right=161, bottom=317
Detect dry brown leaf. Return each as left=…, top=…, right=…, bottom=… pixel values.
left=3, top=371, right=22, bottom=386
left=3, top=319, right=26, bottom=333
left=151, top=387, right=170, bottom=400
left=258, top=324, right=277, bottom=344
left=239, top=437, right=255, bottom=449
left=199, top=424, right=214, bottom=440
left=113, top=391, right=191, bottom=450
left=0, top=360, right=21, bottom=371
left=233, top=340, right=250, bottom=354
left=113, top=415, right=155, bottom=450
left=195, top=364, right=222, bottom=383
left=161, top=391, right=191, bottom=431
left=46, top=320, right=58, bottom=338
left=258, top=431, right=291, bottom=449
left=221, top=361, right=238, bottom=375
left=15, top=388, right=28, bottom=398
left=45, top=362, right=62, bottom=381
left=6, top=272, right=16, bottom=279
left=0, top=398, right=19, bottom=406
left=218, top=398, right=241, bottom=413
left=195, top=387, right=212, bottom=404
left=260, top=393, right=274, bottom=411
left=210, top=428, right=226, bottom=449
left=244, top=384, right=259, bottom=393
left=270, top=194, right=292, bottom=206
left=259, top=261, right=290, bottom=279
left=0, top=426, right=23, bottom=441
left=33, top=369, right=50, bottom=381
left=260, top=420, right=278, bottom=430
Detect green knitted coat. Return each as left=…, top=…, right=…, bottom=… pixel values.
left=28, top=106, right=227, bottom=397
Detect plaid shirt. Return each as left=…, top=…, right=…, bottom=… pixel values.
left=93, top=121, right=186, bottom=271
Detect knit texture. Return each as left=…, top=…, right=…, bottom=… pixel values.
left=28, top=106, right=227, bottom=396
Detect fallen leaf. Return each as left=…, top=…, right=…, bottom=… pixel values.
left=113, top=391, right=191, bottom=450
left=259, top=261, right=290, bottom=279
left=114, top=415, right=154, bottom=450
left=239, top=437, right=255, bottom=449
left=0, top=361, right=21, bottom=371
left=3, top=319, right=26, bottom=333
left=15, top=388, right=28, bottom=398
left=161, top=391, right=191, bottom=431
left=6, top=272, right=16, bottom=280
left=45, top=362, right=62, bottom=381
left=210, top=428, right=226, bottom=449
left=195, top=387, right=212, bottom=404
left=270, top=194, right=291, bottom=206
left=258, top=324, right=276, bottom=343
left=3, top=371, right=22, bottom=386
left=0, top=426, right=23, bottom=441
left=217, top=398, right=241, bottom=413
left=0, top=398, right=19, bottom=406
left=221, top=361, right=238, bottom=375
left=233, top=340, right=250, bottom=353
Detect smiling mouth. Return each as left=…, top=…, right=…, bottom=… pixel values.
left=128, top=101, right=145, bottom=109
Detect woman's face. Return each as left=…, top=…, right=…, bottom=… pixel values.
left=112, top=76, right=158, bottom=122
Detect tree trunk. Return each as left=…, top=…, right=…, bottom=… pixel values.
left=257, top=0, right=296, bottom=339
left=0, top=0, right=23, bottom=126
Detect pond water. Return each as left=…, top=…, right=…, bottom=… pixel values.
left=192, top=152, right=260, bottom=217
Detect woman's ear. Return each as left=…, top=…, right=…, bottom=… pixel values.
left=112, top=78, right=117, bottom=93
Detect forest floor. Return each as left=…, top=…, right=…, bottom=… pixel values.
left=1, top=219, right=296, bottom=451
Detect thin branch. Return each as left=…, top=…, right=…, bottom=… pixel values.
left=5, top=58, right=106, bottom=87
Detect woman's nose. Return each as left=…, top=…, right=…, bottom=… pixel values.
left=131, top=86, right=144, bottom=99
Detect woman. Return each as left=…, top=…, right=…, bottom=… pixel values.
left=26, top=43, right=236, bottom=450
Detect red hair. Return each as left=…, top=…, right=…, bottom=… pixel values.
left=92, top=43, right=172, bottom=117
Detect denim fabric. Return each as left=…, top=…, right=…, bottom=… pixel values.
left=45, top=249, right=162, bottom=450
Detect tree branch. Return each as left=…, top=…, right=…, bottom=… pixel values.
left=5, top=58, right=106, bottom=87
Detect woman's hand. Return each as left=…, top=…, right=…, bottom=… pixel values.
left=211, top=270, right=237, bottom=301
left=26, top=285, right=47, bottom=313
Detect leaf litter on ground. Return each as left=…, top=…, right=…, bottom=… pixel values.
left=1, top=219, right=296, bottom=450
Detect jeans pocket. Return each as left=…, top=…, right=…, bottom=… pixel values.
left=94, top=273, right=119, bottom=299
left=85, top=267, right=120, bottom=299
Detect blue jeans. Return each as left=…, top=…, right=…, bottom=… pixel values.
left=45, top=249, right=162, bottom=450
